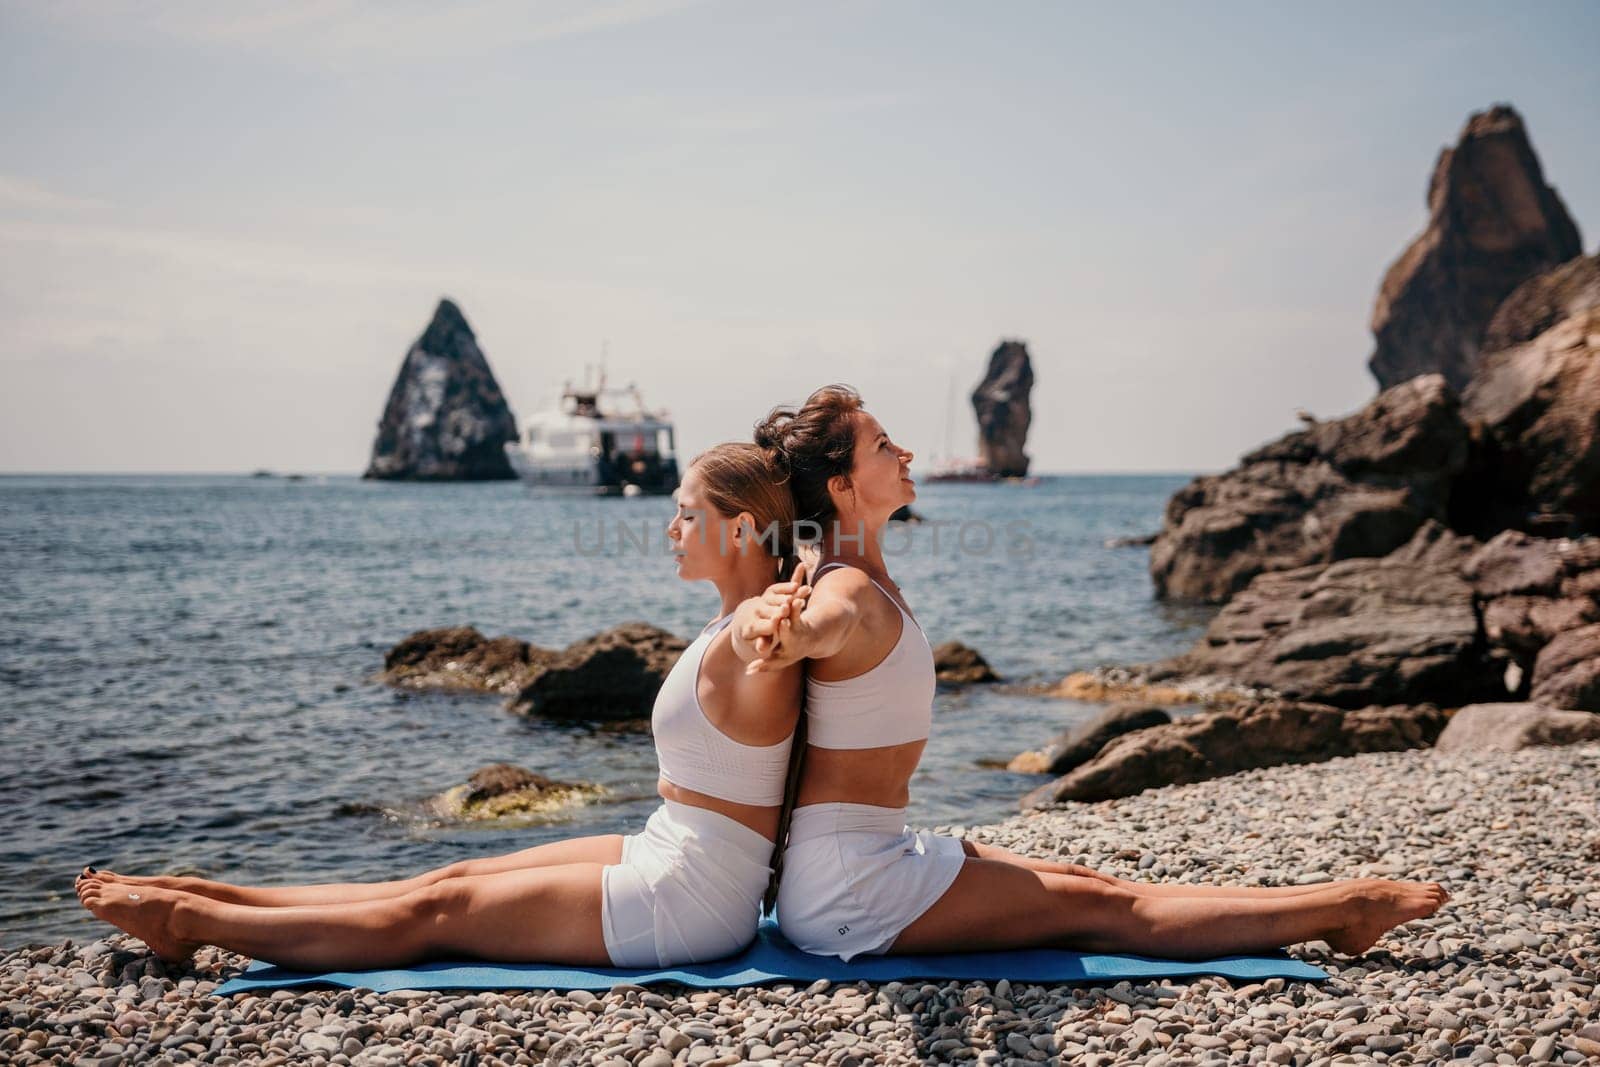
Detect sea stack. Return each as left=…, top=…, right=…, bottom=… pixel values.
left=972, top=340, right=1034, bottom=477
left=1367, top=105, right=1582, bottom=392
left=363, top=299, right=519, bottom=481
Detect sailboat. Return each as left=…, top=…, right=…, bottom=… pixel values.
left=926, top=364, right=995, bottom=483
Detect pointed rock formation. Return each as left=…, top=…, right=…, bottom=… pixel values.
left=1368, top=105, right=1582, bottom=392
left=971, top=340, right=1034, bottom=477
left=364, top=299, right=519, bottom=481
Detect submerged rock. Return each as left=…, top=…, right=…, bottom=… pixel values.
left=510, top=622, right=688, bottom=722
left=971, top=340, right=1034, bottom=477
left=1368, top=105, right=1581, bottom=393
left=381, top=626, right=555, bottom=694
left=1145, top=522, right=1504, bottom=710
left=1008, top=703, right=1171, bottom=776
left=932, top=641, right=999, bottom=685
left=426, top=763, right=606, bottom=822
left=1435, top=702, right=1600, bottom=753
left=1020, top=701, right=1444, bottom=808
left=364, top=298, right=520, bottom=481
left=1149, top=375, right=1469, bottom=603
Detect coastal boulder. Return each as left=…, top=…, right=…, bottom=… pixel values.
left=510, top=622, right=688, bottom=722
left=1435, top=702, right=1600, bottom=754
left=1482, top=251, right=1600, bottom=351
left=1368, top=105, right=1582, bottom=393
left=1149, top=375, right=1469, bottom=602
left=1459, top=304, right=1600, bottom=538
left=1531, top=623, right=1600, bottom=712
left=381, top=626, right=555, bottom=694
left=1463, top=532, right=1600, bottom=685
left=972, top=340, right=1034, bottom=477
left=1020, top=701, right=1444, bottom=808
left=933, top=641, right=999, bottom=685
left=1144, top=522, right=1505, bottom=709
left=364, top=298, right=520, bottom=481
left=1008, top=703, right=1171, bottom=776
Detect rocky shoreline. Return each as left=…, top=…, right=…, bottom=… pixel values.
left=8, top=743, right=1596, bottom=1065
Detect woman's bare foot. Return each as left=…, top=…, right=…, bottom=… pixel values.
left=1325, top=879, right=1449, bottom=955
left=79, top=868, right=194, bottom=894
left=76, top=877, right=202, bottom=966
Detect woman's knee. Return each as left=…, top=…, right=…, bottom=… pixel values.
left=1045, top=875, right=1140, bottom=947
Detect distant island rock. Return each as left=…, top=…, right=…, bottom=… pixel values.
left=972, top=340, right=1034, bottom=477
left=364, top=298, right=520, bottom=481
left=1367, top=105, right=1581, bottom=393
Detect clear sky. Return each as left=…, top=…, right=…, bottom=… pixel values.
left=2, top=1, right=1596, bottom=474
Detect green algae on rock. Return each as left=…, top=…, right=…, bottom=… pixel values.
left=425, top=763, right=607, bottom=823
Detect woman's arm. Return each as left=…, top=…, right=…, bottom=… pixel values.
left=738, top=564, right=865, bottom=674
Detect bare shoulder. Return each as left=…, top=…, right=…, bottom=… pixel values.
left=809, top=564, right=877, bottom=605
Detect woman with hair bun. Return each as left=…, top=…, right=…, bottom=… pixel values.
left=77, top=444, right=804, bottom=973
left=739, top=385, right=1449, bottom=962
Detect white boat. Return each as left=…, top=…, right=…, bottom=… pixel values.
left=505, top=379, right=679, bottom=494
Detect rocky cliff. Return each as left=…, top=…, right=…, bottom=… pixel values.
left=1367, top=105, right=1581, bottom=392
left=971, top=340, right=1034, bottom=477
left=364, top=299, right=519, bottom=481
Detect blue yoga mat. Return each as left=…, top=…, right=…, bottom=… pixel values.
left=215, top=917, right=1327, bottom=995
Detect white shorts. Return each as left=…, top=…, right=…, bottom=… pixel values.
left=601, top=801, right=774, bottom=967
left=775, top=802, right=967, bottom=961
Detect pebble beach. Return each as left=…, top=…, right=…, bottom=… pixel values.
left=5, top=743, right=1596, bottom=1066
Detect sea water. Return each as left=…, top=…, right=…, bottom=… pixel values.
left=0, top=474, right=1212, bottom=947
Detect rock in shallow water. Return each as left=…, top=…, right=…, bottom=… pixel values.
left=509, top=622, right=687, bottom=722
left=424, top=762, right=607, bottom=822
left=932, top=641, right=999, bottom=685
left=1009, top=703, right=1171, bottom=776
left=380, top=626, right=555, bottom=694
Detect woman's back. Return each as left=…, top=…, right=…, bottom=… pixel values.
left=655, top=614, right=802, bottom=841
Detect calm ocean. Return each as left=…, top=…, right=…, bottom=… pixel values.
left=0, top=474, right=1212, bottom=948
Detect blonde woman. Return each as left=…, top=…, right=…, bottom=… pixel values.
left=77, top=444, right=803, bottom=972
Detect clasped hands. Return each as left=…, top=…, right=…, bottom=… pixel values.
left=738, top=561, right=815, bottom=675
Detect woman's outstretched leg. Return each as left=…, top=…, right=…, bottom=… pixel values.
left=76, top=863, right=611, bottom=971
left=78, top=834, right=624, bottom=908
left=892, top=858, right=1448, bottom=960
left=963, top=841, right=1364, bottom=900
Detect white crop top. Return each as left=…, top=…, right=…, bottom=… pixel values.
left=653, top=614, right=794, bottom=806
left=804, top=562, right=936, bottom=750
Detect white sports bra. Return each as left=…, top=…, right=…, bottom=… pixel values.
left=804, top=562, right=936, bottom=750
left=653, top=614, right=794, bottom=806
